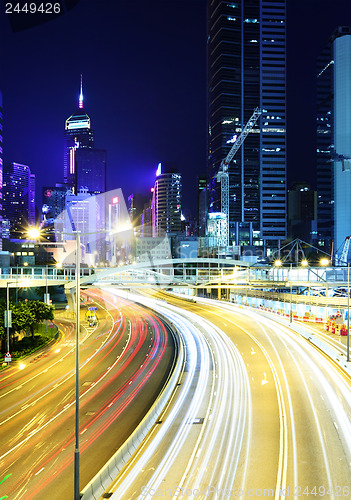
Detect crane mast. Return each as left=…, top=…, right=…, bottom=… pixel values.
left=216, top=107, right=262, bottom=248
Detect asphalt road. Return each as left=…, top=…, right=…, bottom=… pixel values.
left=0, top=288, right=175, bottom=500
left=104, top=289, right=351, bottom=500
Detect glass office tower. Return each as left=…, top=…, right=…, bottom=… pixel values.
left=64, top=81, right=94, bottom=191
left=207, top=0, right=286, bottom=249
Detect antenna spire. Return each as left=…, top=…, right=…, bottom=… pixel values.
left=79, top=74, right=83, bottom=109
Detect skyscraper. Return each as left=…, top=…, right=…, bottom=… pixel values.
left=152, top=163, right=182, bottom=237
left=207, top=0, right=287, bottom=250
left=64, top=78, right=106, bottom=195
left=3, top=162, right=35, bottom=239
left=332, top=27, right=351, bottom=258
left=317, top=27, right=351, bottom=259
left=64, top=77, right=94, bottom=191
left=75, top=148, right=106, bottom=194
left=316, top=37, right=334, bottom=249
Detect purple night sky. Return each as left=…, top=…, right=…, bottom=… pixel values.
left=0, top=0, right=350, bottom=216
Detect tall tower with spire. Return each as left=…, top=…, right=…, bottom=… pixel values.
left=64, top=76, right=94, bottom=191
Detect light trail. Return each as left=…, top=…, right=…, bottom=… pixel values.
left=105, top=290, right=250, bottom=500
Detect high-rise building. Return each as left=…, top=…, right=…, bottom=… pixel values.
left=288, top=182, right=317, bottom=242
left=3, top=162, right=35, bottom=239
left=197, top=176, right=208, bottom=237
left=29, top=173, right=35, bottom=226
left=317, top=27, right=351, bottom=259
left=64, top=78, right=106, bottom=196
left=207, top=0, right=287, bottom=249
left=316, top=35, right=334, bottom=249
left=64, top=78, right=94, bottom=191
left=152, top=163, right=182, bottom=237
left=75, top=148, right=106, bottom=194
left=332, top=27, right=351, bottom=259
left=42, top=183, right=69, bottom=222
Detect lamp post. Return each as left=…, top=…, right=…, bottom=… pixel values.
left=6, top=282, right=11, bottom=357
left=74, top=232, right=80, bottom=500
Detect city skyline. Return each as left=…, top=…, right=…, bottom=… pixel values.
left=0, top=0, right=350, bottom=218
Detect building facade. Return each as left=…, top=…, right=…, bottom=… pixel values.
left=64, top=80, right=106, bottom=195
left=152, top=164, right=182, bottom=237
left=207, top=0, right=287, bottom=250
left=332, top=27, right=351, bottom=259
left=75, top=148, right=106, bottom=194
left=3, top=162, right=35, bottom=239
left=64, top=103, right=94, bottom=191
left=316, top=37, right=334, bottom=249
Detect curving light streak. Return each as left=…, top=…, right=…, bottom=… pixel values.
left=198, top=297, right=351, bottom=493
left=106, top=289, right=250, bottom=500
left=14, top=291, right=171, bottom=499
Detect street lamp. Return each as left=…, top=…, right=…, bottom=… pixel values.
left=74, top=232, right=80, bottom=500
left=5, top=282, right=12, bottom=360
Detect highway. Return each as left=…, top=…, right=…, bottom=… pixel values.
left=0, top=288, right=175, bottom=500
left=102, top=289, right=351, bottom=500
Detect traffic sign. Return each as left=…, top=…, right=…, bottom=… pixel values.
left=4, top=352, right=11, bottom=363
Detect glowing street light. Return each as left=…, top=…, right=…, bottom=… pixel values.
left=27, top=227, right=41, bottom=240
left=301, top=259, right=308, bottom=267
left=320, top=258, right=329, bottom=267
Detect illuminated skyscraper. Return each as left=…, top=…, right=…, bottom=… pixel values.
left=152, top=163, right=182, bottom=237
left=64, top=77, right=94, bottom=191
left=316, top=37, right=334, bottom=248
left=3, top=162, right=35, bottom=239
left=332, top=27, right=351, bottom=258
left=207, top=0, right=287, bottom=249
left=316, top=27, right=351, bottom=258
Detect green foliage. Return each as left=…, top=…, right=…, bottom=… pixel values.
left=0, top=299, right=55, bottom=352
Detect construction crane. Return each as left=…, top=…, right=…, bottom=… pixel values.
left=338, top=235, right=351, bottom=265
left=216, top=107, right=262, bottom=247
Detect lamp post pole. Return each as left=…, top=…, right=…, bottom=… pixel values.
left=6, top=282, right=10, bottom=355
left=16, top=265, right=18, bottom=304
left=74, top=232, right=81, bottom=500
left=45, top=264, right=49, bottom=335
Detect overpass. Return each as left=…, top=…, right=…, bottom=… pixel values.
left=0, top=259, right=349, bottom=290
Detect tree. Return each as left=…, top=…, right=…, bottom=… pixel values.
left=12, top=302, right=35, bottom=339
left=26, top=301, right=54, bottom=340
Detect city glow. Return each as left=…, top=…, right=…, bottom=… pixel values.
left=301, top=259, right=308, bottom=266
left=274, top=259, right=282, bottom=267
left=320, top=258, right=329, bottom=266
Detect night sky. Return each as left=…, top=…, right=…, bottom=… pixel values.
left=0, top=0, right=350, bottom=217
